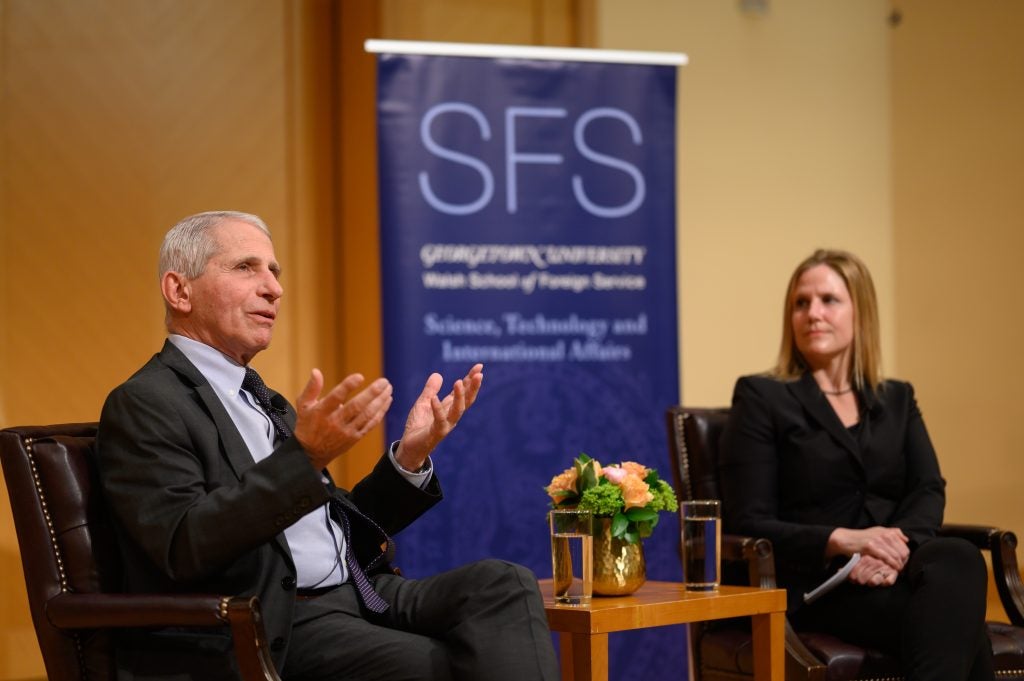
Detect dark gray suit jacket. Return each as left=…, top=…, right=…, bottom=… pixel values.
left=718, top=372, right=945, bottom=612
left=97, top=340, right=442, bottom=679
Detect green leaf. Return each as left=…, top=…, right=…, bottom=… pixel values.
left=624, top=507, right=658, bottom=522
left=576, top=454, right=599, bottom=492
left=611, top=513, right=629, bottom=537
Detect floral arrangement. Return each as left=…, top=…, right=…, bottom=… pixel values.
left=545, top=453, right=678, bottom=544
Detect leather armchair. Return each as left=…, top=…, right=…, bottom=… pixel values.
left=665, top=406, right=1024, bottom=681
left=0, top=423, right=282, bottom=681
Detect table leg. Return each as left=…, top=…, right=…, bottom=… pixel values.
left=751, top=610, right=784, bottom=681
left=558, top=632, right=608, bottom=681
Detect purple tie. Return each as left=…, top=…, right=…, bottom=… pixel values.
left=243, top=367, right=389, bottom=613
left=333, top=500, right=391, bottom=614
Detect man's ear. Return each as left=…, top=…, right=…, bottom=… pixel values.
left=161, top=271, right=192, bottom=313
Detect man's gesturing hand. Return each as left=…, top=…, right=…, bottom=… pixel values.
left=293, top=369, right=394, bottom=471
left=395, top=364, right=484, bottom=472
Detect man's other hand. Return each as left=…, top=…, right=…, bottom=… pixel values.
left=395, top=364, right=484, bottom=471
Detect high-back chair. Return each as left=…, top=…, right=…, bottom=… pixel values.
left=0, top=423, right=282, bottom=681
left=665, top=406, right=1024, bottom=681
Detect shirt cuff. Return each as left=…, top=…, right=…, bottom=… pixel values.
left=388, top=441, right=433, bottom=489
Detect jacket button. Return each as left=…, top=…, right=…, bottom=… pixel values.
left=281, top=575, right=296, bottom=591
left=271, top=637, right=286, bottom=651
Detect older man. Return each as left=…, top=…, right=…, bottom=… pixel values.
left=97, top=211, right=558, bottom=681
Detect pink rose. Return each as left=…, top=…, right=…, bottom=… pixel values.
left=603, top=466, right=628, bottom=484
left=620, top=461, right=649, bottom=479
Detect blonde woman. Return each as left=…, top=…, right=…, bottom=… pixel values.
left=720, top=249, right=992, bottom=680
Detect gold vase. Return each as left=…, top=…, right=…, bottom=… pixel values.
left=592, top=517, right=647, bottom=596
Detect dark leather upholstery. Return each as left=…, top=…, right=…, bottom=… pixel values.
left=666, top=406, right=1024, bottom=681
left=0, top=423, right=282, bottom=681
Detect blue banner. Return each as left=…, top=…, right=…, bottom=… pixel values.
left=376, top=48, right=683, bottom=680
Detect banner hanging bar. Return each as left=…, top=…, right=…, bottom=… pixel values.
left=364, top=39, right=688, bottom=66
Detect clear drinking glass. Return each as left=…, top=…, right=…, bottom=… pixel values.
left=549, top=509, right=593, bottom=605
left=681, top=499, right=721, bottom=591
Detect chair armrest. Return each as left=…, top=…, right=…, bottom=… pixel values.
left=720, top=534, right=829, bottom=676
left=939, top=523, right=1003, bottom=548
left=47, top=592, right=235, bottom=628
left=941, top=523, right=1024, bottom=627
left=721, top=533, right=777, bottom=590
left=46, top=592, right=282, bottom=681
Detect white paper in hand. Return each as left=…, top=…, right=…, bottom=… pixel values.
left=803, top=553, right=861, bottom=604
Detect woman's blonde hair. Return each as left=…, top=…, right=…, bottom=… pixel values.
left=773, top=249, right=883, bottom=392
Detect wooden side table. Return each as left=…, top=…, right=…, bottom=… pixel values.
left=541, top=580, right=786, bottom=681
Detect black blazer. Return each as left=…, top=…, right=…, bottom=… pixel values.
left=97, top=341, right=442, bottom=679
left=718, top=372, right=945, bottom=611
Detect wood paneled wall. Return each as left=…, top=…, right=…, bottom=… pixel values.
left=0, top=2, right=327, bottom=675
left=0, top=1, right=579, bottom=678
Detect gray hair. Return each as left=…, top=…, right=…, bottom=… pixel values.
left=158, top=210, right=271, bottom=280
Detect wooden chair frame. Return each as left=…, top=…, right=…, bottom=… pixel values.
left=1, top=423, right=282, bottom=681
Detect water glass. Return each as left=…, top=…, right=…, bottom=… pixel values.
left=681, top=499, right=721, bottom=591
left=549, top=509, right=593, bottom=605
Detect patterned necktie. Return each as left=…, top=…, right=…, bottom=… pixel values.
left=333, top=499, right=391, bottom=613
left=242, top=367, right=389, bottom=613
left=242, top=367, right=292, bottom=441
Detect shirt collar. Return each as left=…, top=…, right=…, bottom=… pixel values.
left=167, top=334, right=247, bottom=397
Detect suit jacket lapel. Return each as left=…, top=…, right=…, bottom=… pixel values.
left=157, top=340, right=296, bottom=562
left=789, top=372, right=862, bottom=465
left=156, top=340, right=257, bottom=479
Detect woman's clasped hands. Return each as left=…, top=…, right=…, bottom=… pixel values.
left=828, top=526, right=909, bottom=588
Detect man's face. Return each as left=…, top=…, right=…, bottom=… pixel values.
left=181, top=219, right=283, bottom=365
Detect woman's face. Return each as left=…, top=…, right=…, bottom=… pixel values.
left=790, top=264, right=855, bottom=372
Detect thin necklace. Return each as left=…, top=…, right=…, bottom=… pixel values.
left=822, top=387, right=853, bottom=396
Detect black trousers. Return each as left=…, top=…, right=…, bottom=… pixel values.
left=281, top=559, right=560, bottom=681
left=790, top=537, right=994, bottom=681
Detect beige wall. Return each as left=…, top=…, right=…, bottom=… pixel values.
left=596, top=0, right=894, bottom=405
left=891, top=1, right=1024, bottom=530
left=1, top=0, right=1022, bottom=678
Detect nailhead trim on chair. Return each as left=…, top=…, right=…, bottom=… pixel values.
left=847, top=667, right=1024, bottom=680
left=674, top=412, right=694, bottom=501
left=219, top=597, right=231, bottom=622
left=24, top=435, right=90, bottom=679
left=25, top=437, right=69, bottom=592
